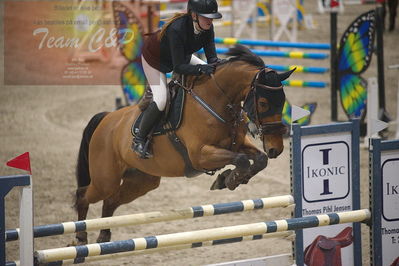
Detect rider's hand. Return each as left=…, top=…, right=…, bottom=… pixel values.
left=197, top=64, right=216, bottom=75
left=209, top=58, right=227, bottom=64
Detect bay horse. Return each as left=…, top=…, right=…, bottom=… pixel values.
left=73, top=45, right=294, bottom=245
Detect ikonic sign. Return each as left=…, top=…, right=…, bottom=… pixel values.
left=295, top=125, right=358, bottom=266
left=302, top=141, right=350, bottom=202
left=381, top=154, right=399, bottom=265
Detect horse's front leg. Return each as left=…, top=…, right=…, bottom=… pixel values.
left=238, top=136, right=268, bottom=185
left=194, top=144, right=251, bottom=190
left=210, top=138, right=268, bottom=190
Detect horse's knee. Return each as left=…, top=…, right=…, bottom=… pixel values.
left=233, top=154, right=250, bottom=170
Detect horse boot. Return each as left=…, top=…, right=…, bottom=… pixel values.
left=132, top=102, right=162, bottom=159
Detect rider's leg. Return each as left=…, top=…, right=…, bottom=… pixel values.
left=132, top=56, right=167, bottom=158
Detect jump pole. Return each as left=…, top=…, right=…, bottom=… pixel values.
left=6, top=195, right=294, bottom=242
left=56, top=232, right=295, bottom=265
left=34, top=210, right=370, bottom=264
left=214, top=37, right=330, bottom=50
left=200, top=48, right=329, bottom=60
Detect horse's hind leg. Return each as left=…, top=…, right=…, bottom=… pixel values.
left=96, top=170, right=161, bottom=243
left=73, top=186, right=90, bottom=245
left=72, top=154, right=122, bottom=245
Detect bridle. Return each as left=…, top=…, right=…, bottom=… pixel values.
left=244, top=68, right=288, bottom=136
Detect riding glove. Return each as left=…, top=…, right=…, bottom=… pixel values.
left=208, top=57, right=227, bottom=64
left=197, top=64, right=216, bottom=75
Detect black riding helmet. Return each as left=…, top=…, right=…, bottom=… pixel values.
left=187, top=0, right=223, bottom=19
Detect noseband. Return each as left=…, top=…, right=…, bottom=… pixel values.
left=244, top=68, right=288, bottom=136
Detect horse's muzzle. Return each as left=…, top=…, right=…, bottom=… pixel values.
left=260, top=122, right=288, bottom=135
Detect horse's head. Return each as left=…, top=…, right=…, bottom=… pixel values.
left=224, top=44, right=294, bottom=158
left=243, top=67, right=295, bottom=158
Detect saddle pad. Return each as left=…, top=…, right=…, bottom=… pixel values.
left=132, top=87, right=185, bottom=137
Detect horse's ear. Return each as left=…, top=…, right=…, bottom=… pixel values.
left=278, top=68, right=296, bottom=81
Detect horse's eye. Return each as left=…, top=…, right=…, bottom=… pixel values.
left=259, top=101, right=269, bottom=109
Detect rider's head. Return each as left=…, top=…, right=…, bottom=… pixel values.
left=187, top=0, right=222, bottom=31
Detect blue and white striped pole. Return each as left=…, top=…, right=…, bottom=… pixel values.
left=34, top=209, right=370, bottom=264
left=6, top=195, right=294, bottom=241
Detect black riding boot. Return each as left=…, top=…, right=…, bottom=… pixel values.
left=132, top=102, right=162, bottom=158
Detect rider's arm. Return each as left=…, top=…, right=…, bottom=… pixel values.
left=203, top=28, right=219, bottom=64
left=167, top=28, right=202, bottom=75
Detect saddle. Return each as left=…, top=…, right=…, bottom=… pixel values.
left=304, top=227, right=353, bottom=266
left=131, top=75, right=203, bottom=177
left=132, top=80, right=185, bottom=137
left=392, top=257, right=399, bottom=266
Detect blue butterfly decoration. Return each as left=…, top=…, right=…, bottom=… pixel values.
left=113, top=1, right=146, bottom=106
left=337, top=10, right=376, bottom=119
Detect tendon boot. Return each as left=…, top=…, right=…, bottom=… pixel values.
left=132, top=102, right=163, bottom=159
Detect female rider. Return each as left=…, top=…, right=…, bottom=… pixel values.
left=132, top=0, right=223, bottom=158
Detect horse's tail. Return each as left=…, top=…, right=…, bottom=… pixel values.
left=76, top=112, right=109, bottom=188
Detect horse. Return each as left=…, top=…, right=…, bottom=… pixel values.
left=73, top=45, right=294, bottom=245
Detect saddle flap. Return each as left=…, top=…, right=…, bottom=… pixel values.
left=132, top=85, right=185, bottom=137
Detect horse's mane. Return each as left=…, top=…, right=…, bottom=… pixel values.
left=225, top=45, right=264, bottom=69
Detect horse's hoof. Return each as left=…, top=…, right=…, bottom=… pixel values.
left=240, top=178, right=249, bottom=184
left=210, top=177, right=226, bottom=190
left=210, top=170, right=231, bottom=190
left=225, top=171, right=240, bottom=191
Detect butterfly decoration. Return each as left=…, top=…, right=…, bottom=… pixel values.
left=282, top=100, right=317, bottom=126
left=113, top=1, right=146, bottom=106
left=337, top=10, right=376, bottom=119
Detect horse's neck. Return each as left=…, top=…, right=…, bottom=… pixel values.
left=212, top=63, right=258, bottom=103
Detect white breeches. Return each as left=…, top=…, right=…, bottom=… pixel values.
left=141, top=54, right=206, bottom=111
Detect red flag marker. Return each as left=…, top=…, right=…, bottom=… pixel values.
left=6, top=152, right=32, bottom=174
left=330, top=0, right=339, bottom=8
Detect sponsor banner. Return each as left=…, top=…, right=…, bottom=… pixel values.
left=3, top=1, right=154, bottom=85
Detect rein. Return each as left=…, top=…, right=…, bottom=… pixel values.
left=172, top=78, right=228, bottom=124
left=173, top=76, right=243, bottom=125
left=173, top=75, right=244, bottom=149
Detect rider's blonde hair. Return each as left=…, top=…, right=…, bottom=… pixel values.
left=159, top=13, right=189, bottom=40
